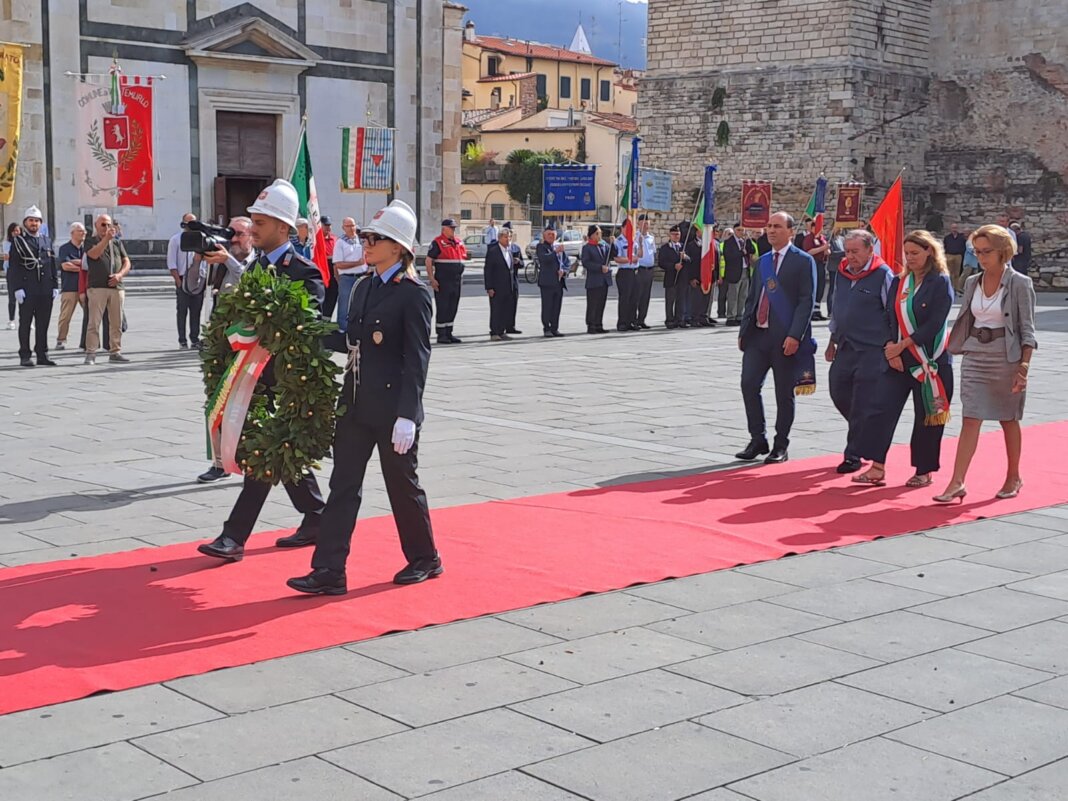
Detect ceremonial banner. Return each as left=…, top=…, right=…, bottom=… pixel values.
left=290, top=124, right=331, bottom=285
left=700, top=165, right=717, bottom=293
left=340, top=126, right=394, bottom=192
left=542, top=165, right=596, bottom=213
left=804, top=176, right=829, bottom=234
left=741, top=181, right=772, bottom=229
left=0, top=44, right=24, bottom=205
left=870, top=176, right=905, bottom=275
left=639, top=167, right=672, bottom=212
left=834, top=183, right=863, bottom=228
left=76, top=64, right=154, bottom=207
left=618, top=137, right=640, bottom=256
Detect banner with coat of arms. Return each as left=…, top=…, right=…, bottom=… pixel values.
left=0, top=44, right=24, bottom=205
left=76, top=62, right=154, bottom=207
left=340, top=126, right=394, bottom=192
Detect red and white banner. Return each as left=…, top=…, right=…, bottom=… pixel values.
left=76, top=69, right=154, bottom=207
left=740, top=181, right=772, bottom=229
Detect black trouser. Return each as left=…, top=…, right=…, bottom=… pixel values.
left=540, top=284, right=563, bottom=332
left=636, top=268, right=655, bottom=325
left=690, top=284, right=712, bottom=322
left=176, top=288, right=205, bottom=345
left=716, top=281, right=728, bottom=318
left=18, top=293, right=53, bottom=360
left=615, top=269, right=638, bottom=329
left=508, top=271, right=520, bottom=330
left=312, top=412, right=436, bottom=574
left=858, top=359, right=955, bottom=474
left=433, top=263, right=463, bottom=338
left=814, top=261, right=827, bottom=309
left=5, top=272, right=15, bottom=321
left=828, top=343, right=885, bottom=461
left=489, top=287, right=513, bottom=336
left=741, top=328, right=798, bottom=449
left=322, top=263, right=338, bottom=319
left=221, top=469, right=325, bottom=544
left=586, top=286, right=608, bottom=330
left=664, top=285, right=683, bottom=326
left=80, top=307, right=111, bottom=351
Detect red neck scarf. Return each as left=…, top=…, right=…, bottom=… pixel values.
left=838, top=253, right=888, bottom=281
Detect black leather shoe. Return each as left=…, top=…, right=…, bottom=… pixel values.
left=765, top=446, right=789, bottom=464
left=197, top=535, right=244, bottom=561
left=813, top=312, right=827, bottom=321
left=287, top=569, right=347, bottom=596
left=735, top=440, right=770, bottom=461
left=551, top=330, right=565, bottom=337
left=20, top=359, right=34, bottom=367
left=836, top=457, right=862, bottom=474
left=436, top=336, right=451, bottom=345
left=197, top=466, right=230, bottom=484
left=393, top=558, right=443, bottom=585
left=37, top=358, right=58, bottom=366
left=448, top=335, right=463, bottom=344
left=506, top=328, right=522, bottom=334
left=275, top=527, right=318, bottom=548
left=596, top=327, right=609, bottom=334
left=638, top=323, right=651, bottom=330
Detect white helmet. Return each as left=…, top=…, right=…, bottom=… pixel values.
left=23, top=205, right=43, bottom=222
left=247, top=179, right=299, bottom=228
left=363, top=199, right=418, bottom=255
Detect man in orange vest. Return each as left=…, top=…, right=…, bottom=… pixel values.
left=425, top=218, right=468, bottom=344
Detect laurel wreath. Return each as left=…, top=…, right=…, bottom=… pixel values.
left=201, top=265, right=342, bottom=486
left=0, top=137, right=17, bottom=193
left=119, top=120, right=143, bottom=169
left=87, top=120, right=117, bottom=169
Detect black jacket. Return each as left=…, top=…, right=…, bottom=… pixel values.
left=739, top=244, right=816, bottom=348
left=7, top=233, right=59, bottom=296
left=682, top=237, right=702, bottom=284
left=484, top=242, right=519, bottom=295
left=254, top=244, right=326, bottom=389
left=884, top=272, right=954, bottom=371
left=582, top=241, right=616, bottom=289
left=536, top=241, right=569, bottom=289
left=721, top=237, right=747, bottom=283
left=658, top=242, right=685, bottom=288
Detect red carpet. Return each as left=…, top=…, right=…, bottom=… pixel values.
left=2, top=422, right=1067, bottom=714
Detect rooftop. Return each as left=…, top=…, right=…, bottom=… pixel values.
left=477, top=71, right=538, bottom=83
left=469, top=34, right=617, bottom=68
left=588, top=111, right=639, bottom=133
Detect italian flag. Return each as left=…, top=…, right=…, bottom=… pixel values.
left=618, top=137, right=640, bottom=258
left=289, top=125, right=331, bottom=285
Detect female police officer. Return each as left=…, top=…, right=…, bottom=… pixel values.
left=288, top=200, right=441, bottom=595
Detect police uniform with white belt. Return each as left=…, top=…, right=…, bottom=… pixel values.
left=289, top=199, right=440, bottom=595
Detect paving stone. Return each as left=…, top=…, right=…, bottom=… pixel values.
left=964, top=541, right=1068, bottom=575
left=526, top=721, right=793, bottom=801
left=624, top=570, right=797, bottom=612
left=648, top=601, right=838, bottom=650
left=513, top=668, right=745, bottom=742
left=345, top=618, right=562, bottom=673
left=420, top=771, right=587, bottom=800
left=798, top=611, right=990, bottom=661
left=141, top=756, right=402, bottom=801
left=0, top=685, right=221, bottom=766
left=960, top=758, right=1068, bottom=800
left=735, top=552, right=894, bottom=587
left=667, top=637, right=882, bottom=696
left=926, top=517, right=1065, bottom=549
left=504, top=626, right=715, bottom=684
left=165, top=647, right=408, bottom=714
left=1007, top=571, right=1068, bottom=601
left=958, top=620, right=1068, bottom=673
left=765, top=577, right=941, bottom=621
left=500, top=591, right=684, bottom=639
left=886, top=695, right=1068, bottom=776
left=699, top=682, right=932, bottom=758
left=868, top=559, right=1031, bottom=596
left=837, top=534, right=986, bottom=567
left=911, top=587, right=1068, bottom=631
left=340, top=657, right=576, bottom=727
left=0, top=742, right=197, bottom=801
left=1013, top=674, right=1068, bottom=710
left=684, top=790, right=758, bottom=801
left=730, top=737, right=1002, bottom=801
left=0, top=537, right=155, bottom=566
left=133, top=695, right=406, bottom=781
left=839, top=648, right=1053, bottom=712
left=321, top=708, right=590, bottom=798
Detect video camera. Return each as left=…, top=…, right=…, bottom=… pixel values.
left=180, top=220, right=235, bottom=254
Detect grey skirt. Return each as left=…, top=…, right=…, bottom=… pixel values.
left=960, top=336, right=1025, bottom=421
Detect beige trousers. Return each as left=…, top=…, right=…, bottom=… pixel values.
left=946, top=254, right=963, bottom=290
left=57, top=291, right=82, bottom=343
left=86, top=287, right=124, bottom=354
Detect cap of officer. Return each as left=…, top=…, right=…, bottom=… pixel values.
left=587, top=224, right=600, bottom=236
left=295, top=217, right=309, bottom=227
left=365, top=200, right=418, bottom=255
left=23, top=205, right=43, bottom=222
left=441, top=218, right=457, bottom=229
left=638, top=214, right=648, bottom=221
left=502, top=221, right=512, bottom=230
left=320, top=215, right=332, bottom=226
left=247, top=179, right=300, bottom=228
left=669, top=224, right=680, bottom=233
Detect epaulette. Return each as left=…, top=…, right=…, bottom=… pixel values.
left=395, top=271, right=423, bottom=285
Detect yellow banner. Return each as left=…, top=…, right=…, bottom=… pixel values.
left=0, top=44, right=25, bottom=205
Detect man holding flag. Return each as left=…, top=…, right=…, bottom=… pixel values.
left=692, top=166, right=719, bottom=328
left=614, top=137, right=641, bottom=332
left=289, top=122, right=332, bottom=287
left=803, top=176, right=831, bottom=320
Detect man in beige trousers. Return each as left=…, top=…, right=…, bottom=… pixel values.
left=83, top=214, right=131, bottom=365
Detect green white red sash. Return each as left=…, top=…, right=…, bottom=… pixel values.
left=205, top=323, right=272, bottom=474
left=894, top=273, right=950, bottom=426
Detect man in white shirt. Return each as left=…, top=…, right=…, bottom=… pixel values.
left=333, top=217, right=366, bottom=332
left=483, top=218, right=500, bottom=245
left=166, top=212, right=205, bottom=349
left=633, top=215, right=657, bottom=329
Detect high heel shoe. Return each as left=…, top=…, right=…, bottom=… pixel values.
left=933, top=485, right=967, bottom=504
left=995, top=480, right=1023, bottom=500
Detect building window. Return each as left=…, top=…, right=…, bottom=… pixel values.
left=490, top=87, right=501, bottom=109
left=491, top=203, right=506, bottom=219
left=487, top=56, right=501, bottom=77
left=460, top=209, right=473, bottom=220
left=580, top=78, right=591, bottom=101
left=560, top=76, right=571, bottom=99
left=600, top=80, right=611, bottom=102
left=535, top=74, right=547, bottom=99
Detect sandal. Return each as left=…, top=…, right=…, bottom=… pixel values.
left=851, top=470, right=886, bottom=487
left=906, top=474, right=933, bottom=488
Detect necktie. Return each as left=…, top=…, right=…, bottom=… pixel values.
left=757, top=252, right=779, bottom=327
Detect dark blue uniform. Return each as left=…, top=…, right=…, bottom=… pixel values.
left=582, top=240, right=615, bottom=333
left=536, top=240, right=569, bottom=335
left=8, top=231, right=59, bottom=363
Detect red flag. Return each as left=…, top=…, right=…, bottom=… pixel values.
left=870, top=176, right=904, bottom=275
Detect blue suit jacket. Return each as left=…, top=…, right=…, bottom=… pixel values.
left=582, top=241, right=615, bottom=289
left=884, top=272, right=954, bottom=371
left=739, top=244, right=816, bottom=348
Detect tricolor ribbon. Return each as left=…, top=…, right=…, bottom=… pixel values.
left=895, top=273, right=950, bottom=426
left=205, top=323, right=272, bottom=474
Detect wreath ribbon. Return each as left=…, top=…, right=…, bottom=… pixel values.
left=894, top=273, right=950, bottom=426
left=205, top=323, right=272, bottom=474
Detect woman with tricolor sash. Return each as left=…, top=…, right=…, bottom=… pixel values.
left=853, top=230, right=954, bottom=487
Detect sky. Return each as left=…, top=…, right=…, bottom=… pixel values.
left=460, top=0, right=649, bottom=69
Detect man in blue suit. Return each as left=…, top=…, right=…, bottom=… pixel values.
left=736, top=212, right=817, bottom=464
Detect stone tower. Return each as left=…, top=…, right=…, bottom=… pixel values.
left=640, top=0, right=1068, bottom=285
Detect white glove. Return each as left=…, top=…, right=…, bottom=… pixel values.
left=52, top=289, right=60, bottom=300
left=14, top=289, right=25, bottom=304
left=391, top=417, right=416, bottom=455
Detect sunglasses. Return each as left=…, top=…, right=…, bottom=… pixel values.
left=358, top=232, right=393, bottom=246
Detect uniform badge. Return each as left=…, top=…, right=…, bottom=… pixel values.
left=372, top=330, right=384, bottom=345
left=767, top=278, right=778, bottom=291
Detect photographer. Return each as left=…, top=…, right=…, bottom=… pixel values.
left=204, top=216, right=255, bottom=301
left=167, top=213, right=206, bottom=349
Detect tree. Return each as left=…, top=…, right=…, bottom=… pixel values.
left=502, top=148, right=567, bottom=206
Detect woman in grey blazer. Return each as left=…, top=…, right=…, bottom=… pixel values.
left=935, top=225, right=1037, bottom=503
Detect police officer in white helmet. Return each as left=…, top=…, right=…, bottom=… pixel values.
left=197, top=178, right=329, bottom=561
left=288, top=199, right=441, bottom=595
left=8, top=205, right=60, bottom=367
